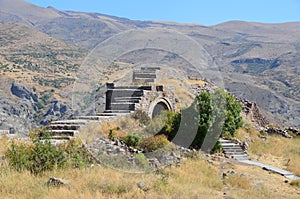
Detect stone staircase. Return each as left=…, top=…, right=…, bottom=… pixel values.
left=220, top=138, right=300, bottom=180
left=104, top=84, right=152, bottom=116
left=42, top=67, right=162, bottom=142
left=42, top=119, right=87, bottom=144
left=220, top=138, right=250, bottom=161
left=132, top=67, right=160, bottom=83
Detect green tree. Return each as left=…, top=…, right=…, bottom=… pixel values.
left=159, top=89, right=243, bottom=151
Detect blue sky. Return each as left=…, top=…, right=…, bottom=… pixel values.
left=26, top=0, right=300, bottom=25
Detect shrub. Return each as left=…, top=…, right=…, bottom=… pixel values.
left=59, top=138, right=94, bottom=168
left=5, top=138, right=93, bottom=174
left=121, top=134, right=142, bottom=148
left=142, top=135, right=170, bottom=152
left=28, top=140, right=66, bottom=175
left=134, top=153, right=150, bottom=168
left=145, top=111, right=169, bottom=135
left=5, top=141, right=32, bottom=172
left=211, top=140, right=222, bottom=153
left=131, top=110, right=151, bottom=126
left=159, top=89, right=243, bottom=151
left=108, top=129, right=115, bottom=141
left=5, top=140, right=66, bottom=175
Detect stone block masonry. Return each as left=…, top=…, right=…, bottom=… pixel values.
left=105, top=83, right=176, bottom=118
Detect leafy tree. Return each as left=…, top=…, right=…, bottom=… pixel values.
left=159, top=89, right=243, bottom=151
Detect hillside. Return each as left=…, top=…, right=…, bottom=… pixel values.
left=0, top=23, right=85, bottom=132
left=0, top=0, right=299, bottom=131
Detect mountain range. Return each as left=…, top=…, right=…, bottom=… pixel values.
left=0, top=0, right=299, bottom=132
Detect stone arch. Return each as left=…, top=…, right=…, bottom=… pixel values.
left=148, top=97, right=174, bottom=119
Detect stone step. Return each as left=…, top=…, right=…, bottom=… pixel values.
left=221, top=143, right=240, bottom=146
left=42, top=136, right=73, bottom=140
left=220, top=138, right=250, bottom=161
left=133, top=73, right=157, bottom=79
left=47, top=130, right=79, bottom=137
left=51, top=119, right=88, bottom=125
left=224, top=152, right=247, bottom=157
left=109, top=103, right=136, bottom=111
left=223, top=149, right=245, bottom=153
left=96, top=112, right=131, bottom=117
left=133, top=78, right=155, bottom=83
left=235, top=156, right=250, bottom=161
left=134, top=71, right=156, bottom=74
left=113, top=86, right=152, bottom=90
left=224, top=151, right=246, bottom=155
left=103, top=110, right=132, bottom=114
left=112, top=98, right=141, bottom=103
left=107, top=89, right=144, bottom=98
left=226, top=154, right=249, bottom=158
left=140, top=67, right=161, bottom=71
left=107, top=88, right=144, bottom=92
left=47, top=124, right=80, bottom=130
left=113, top=96, right=142, bottom=100
left=223, top=147, right=242, bottom=150
left=222, top=144, right=241, bottom=148
left=72, top=116, right=103, bottom=120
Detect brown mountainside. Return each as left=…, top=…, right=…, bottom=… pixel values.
left=0, top=0, right=299, bottom=131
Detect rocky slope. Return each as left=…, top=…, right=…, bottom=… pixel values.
left=0, top=0, right=299, bottom=132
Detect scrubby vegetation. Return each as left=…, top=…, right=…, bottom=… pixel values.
left=0, top=88, right=299, bottom=198
left=5, top=137, right=94, bottom=175
left=159, top=89, right=243, bottom=150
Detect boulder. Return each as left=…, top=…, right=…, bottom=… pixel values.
left=46, top=177, right=68, bottom=187
left=11, top=82, right=37, bottom=102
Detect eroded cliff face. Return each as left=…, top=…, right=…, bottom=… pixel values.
left=0, top=81, right=72, bottom=134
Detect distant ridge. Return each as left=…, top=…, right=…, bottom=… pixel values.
left=0, top=0, right=299, bottom=129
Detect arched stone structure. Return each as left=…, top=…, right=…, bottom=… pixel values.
left=148, top=97, right=174, bottom=119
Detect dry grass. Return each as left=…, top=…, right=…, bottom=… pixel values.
left=0, top=155, right=224, bottom=199
left=1, top=129, right=300, bottom=198
left=0, top=136, right=10, bottom=155
left=290, top=180, right=300, bottom=187
left=220, top=160, right=300, bottom=199
left=79, top=122, right=105, bottom=145
left=236, top=124, right=300, bottom=176
left=79, top=117, right=135, bottom=145
left=157, top=78, right=196, bottom=110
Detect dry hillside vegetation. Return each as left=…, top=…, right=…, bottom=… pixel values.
left=1, top=126, right=300, bottom=199
left=0, top=23, right=84, bottom=101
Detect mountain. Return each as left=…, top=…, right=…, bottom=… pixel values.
left=0, top=22, right=85, bottom=132
left=0, top=0, right=299, bottom=132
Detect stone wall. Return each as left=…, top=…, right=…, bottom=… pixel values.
left=104, top=83, right=176, bottom=118
left=136, top=85, right=176, bottom=118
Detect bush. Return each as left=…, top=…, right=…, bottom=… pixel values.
left=211, top=140, right=222, bottom=153
left=5, top=141, right=31, bottom=172
left=5, top=138, right=93, bottom=175
left=59, top=139, right=94, bottom=168
left=134, top=153, right=149, bottom=168
left=131, top=110, right=150, bottom=126
left=28, top=140, right=66, bottom=175
left=145, top=111, right=169, bottom=135
left=6, top=140, right=66, bottom=175
left=121, top=134, right=142, bottom=148
left=159, top=89, right=243, bottom=151
left=141, top=135, right=170, bottom=152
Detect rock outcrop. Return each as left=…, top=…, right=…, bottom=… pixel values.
left=88, top=137, right=188, bottom=170
left=11, top=82, right=38, bottom=103
left=40, top=99, right=71, bottom=125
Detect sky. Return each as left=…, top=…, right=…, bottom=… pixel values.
left=26, top=0, right=300, bottom=26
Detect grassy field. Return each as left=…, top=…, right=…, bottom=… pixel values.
left=236, top=123, right=300, bottom=176
left=0, top=122, right=300, bottom=198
